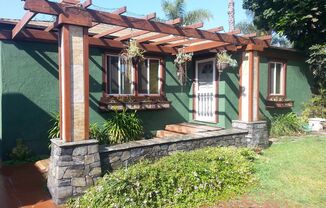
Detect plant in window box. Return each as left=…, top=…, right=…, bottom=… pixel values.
left=216, top=51, right=238, bottom=72
left=174, top=51, right=193, bottom=85
left=121, top=39, right=145, bottom=65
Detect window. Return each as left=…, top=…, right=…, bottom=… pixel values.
left=105, top=54, right=162, bottom=96
left=138, top=59, right=160, bottom=95
left=107, top=55, right=133, bottom=95
left=269, top=62, right=286, bottom=96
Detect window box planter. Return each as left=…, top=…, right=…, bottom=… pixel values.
left=100, top=96, right=171, bottom=111
left=266, top=99, right=294, bottom=109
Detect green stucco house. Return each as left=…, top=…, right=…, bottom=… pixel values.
left=0, top=18, right=313, bottom=159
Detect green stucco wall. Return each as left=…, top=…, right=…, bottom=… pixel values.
left=259, top=56, right=313, bottom=121
left=0, top=40, right=192, bottom=158
left=0, top=40, right=313, bottom=159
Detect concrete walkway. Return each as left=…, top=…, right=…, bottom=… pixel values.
left=0, top=163, right=57, bottom=208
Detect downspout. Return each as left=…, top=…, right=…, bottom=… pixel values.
left=0, top=41, right=2, bottom=165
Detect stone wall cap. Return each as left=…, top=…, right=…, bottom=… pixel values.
left=100, top=128, right=248, bottom=153
left=51, top=139, right=98, bottom=147
left=232, top=120, right=267, bottom=124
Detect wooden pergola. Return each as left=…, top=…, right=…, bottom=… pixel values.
left=0, top=0, right=271, bottom=143
left=3, top=0, right=271, bottom=55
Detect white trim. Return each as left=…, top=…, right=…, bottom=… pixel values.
left=269, top=61, right=284, bottom=96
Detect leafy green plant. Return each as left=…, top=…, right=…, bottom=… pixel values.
left=104, top=109, right=144, bottom=144
left=216, top=51, right=238, bottom=67
left=48, top=112, right=60, bottom=139
left=67, top=147, right=256, bottom=208
left=301, top=88, right=326, bottom=121
left=174, top=51, right=193, bottom=65
left=89, top=123, right=107, bottom=145
left=307, top=44, right=326, bottom=89
left=10, top=139, right=32, bottom=161
left=270, top=112, right=304, bottom=137
left=121, top=39, right=145, bottom=64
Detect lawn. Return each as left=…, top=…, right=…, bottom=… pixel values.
left=250, top=135, right=326, bottom=207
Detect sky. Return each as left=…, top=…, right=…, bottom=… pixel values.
left=0, top=0, right=250, bottom=31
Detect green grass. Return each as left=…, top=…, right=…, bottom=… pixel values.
left=250, top=136, right=326, bottom=207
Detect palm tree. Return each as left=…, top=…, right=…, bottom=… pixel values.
left=228, top=0, right=235, bottom=31
left=161, top=0, right=213, bottom=26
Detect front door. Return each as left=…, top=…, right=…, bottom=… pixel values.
left=195, top=58, right=217, bottom=122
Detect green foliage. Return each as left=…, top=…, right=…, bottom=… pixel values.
left=10, top=139, right=32, bottom=161
left=270, top=112, right=304, bottom=137
left=216, top=51, right=238, bottom=67
left=161, top=0, right=213, bottom=26
left=89, top=123, right=107, bottom=145
left=67, top=147, right=256, bottom=208
left=306, top=44, right=326, bottom=89
left=235, top=21, right=267, bottom=36
left=302, top=88, right=326, bottom=120
left=48, top=112, right=60, bottom=139
left=48, top=110, right=144, bottom=145
left=104, top=109, right=144, bottom=144
left=243, top=0, right=325, bottom=50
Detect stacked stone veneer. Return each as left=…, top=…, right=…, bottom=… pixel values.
left=47, top=139, right=101, bottom=204
left=100, top=129, right=249, bottom=172
left=232, top=120, right=269, bottom=147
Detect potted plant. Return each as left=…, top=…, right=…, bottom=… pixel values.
left=174, top=51, right=193, bottom=85
left=216, top=51, right=238, bottom=72
left=121, top=39, right=145, bottom=65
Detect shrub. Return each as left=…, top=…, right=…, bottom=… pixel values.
left=48, top=110, right=144, bottom=145
left=270, top=112, right=304, bottom=137
left=10, top=139, right=32, bottom=161
left=67, top=147, right=256, bottom=208
left=301, top=88, right=326, bottom=121
left=104, top=109, right=144, bottom=144
left=48, top=112, right=60, bottom=139
left=89, top=123, right=107, bottom=145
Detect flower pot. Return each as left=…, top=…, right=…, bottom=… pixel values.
left=132, top=56, right=141, bottom=65
left=217, top=62, right=229, bottom=72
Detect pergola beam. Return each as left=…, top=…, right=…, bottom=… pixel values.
left=23, top=0, right=268, bottom=47
left=242, top=32, right=257, bottom=38
left=0, top=28, right=176, bottom=54
left=81, top=0, right=92, bottom=8
left=114, top=12, right=157, bottom=41
left=152, top=22, right=205, bottom=45
left=167, top=26, right=224, bottom=47
left=135, top=18, right=182, bottom=43
left=12, top=11, right=36, bottom=38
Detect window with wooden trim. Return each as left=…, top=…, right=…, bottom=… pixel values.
left=268, top=61, right=286, bottom=96
left=105, top=54, right=162, bottom=96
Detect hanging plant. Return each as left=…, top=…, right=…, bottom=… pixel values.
left=174, top=51, right=193, bottom=85
left=121, top=39, right=145, bottom=65
left=216, top=51, right=238, bottom=72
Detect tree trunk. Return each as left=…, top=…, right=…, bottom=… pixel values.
left=228, top=0, right=235, bottom=31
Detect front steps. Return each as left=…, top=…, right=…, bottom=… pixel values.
left=156, top=122, right=222, bottom=138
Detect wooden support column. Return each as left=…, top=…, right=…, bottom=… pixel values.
left=238, top=44, right=264, bottom=122
left=58, top=6, right=92, bottom=142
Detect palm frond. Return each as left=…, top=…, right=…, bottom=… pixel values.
left=183, top=9, right=213, bottom=25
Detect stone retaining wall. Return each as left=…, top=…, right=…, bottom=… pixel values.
left=99, top=129, right=248, bottom=172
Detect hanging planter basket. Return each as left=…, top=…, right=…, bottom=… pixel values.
left=132, top=56, right=143, bottom=65
left=217, top=62, right=230, bottom=72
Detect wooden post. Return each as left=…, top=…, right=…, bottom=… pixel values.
left=58, top=6, right=92, bottom=142
left=238, top=44, right=263, bottom=122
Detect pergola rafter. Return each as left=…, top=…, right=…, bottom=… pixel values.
left=12, top=11, right=36, bottom=38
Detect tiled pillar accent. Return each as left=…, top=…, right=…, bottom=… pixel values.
left=47, top=6, right=101, bottom=204
left=47, top=139, right=101, bottom=204
left=232, top=120, right=269, bottom=147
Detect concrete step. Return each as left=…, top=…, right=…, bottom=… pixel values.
left=165, top=123, right=221, bottom=134
left=156, top=130, right=184, bottom=138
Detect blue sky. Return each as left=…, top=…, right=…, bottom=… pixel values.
left=0, top=0, right=250, bottom=31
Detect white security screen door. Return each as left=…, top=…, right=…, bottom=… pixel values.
left=195, top=58, right=216, bottom=122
